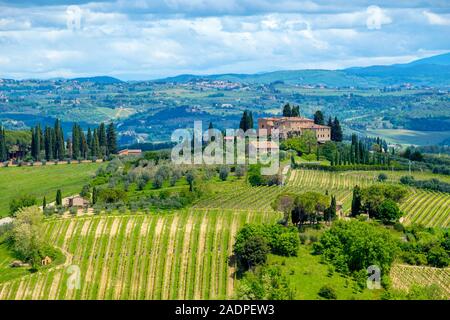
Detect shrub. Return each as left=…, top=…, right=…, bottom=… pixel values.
left=378, top=173, right=388, bottom=182
left=219, top=165, right=230, bottom=181
left=318, top=285, right=337, bottom=300
left=9, top=195, right=37, bottom=216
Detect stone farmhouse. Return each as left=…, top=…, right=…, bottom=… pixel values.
left=258, top=117, right=331, bottom=142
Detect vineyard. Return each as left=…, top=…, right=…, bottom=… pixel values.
left=195, top=169, right=450, bottom=228
left=390, top=264, right=450, bottom=298
left=0, top=209, right=279, bottom=300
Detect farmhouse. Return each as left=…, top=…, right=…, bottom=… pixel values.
left=118, top=149, right=142, bottom=156
left=258, top=117, right=331, bottom=142
left=68, top=195, right=88, bottom=208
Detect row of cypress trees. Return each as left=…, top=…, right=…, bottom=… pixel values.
left=29, top=120, right=117, bottom=161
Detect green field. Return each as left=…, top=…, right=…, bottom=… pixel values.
left=268, top=246, right=381, bottom=300
left=364, top=129, right=450, bottom=146
left=0, top=163, right=101, bottom=217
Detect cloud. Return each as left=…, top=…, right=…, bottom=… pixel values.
left=366, top=5, right=392, bottom=30
left=423, top=10, right=450, bottom=26
left=0, top=1, right=448, bottom=79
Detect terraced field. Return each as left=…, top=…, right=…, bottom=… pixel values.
left=390, top=264, right=450, bottom=298
left=0, top=209, right=279, bottom=300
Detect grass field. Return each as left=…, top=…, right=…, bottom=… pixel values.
left=268, top=246, right=381, bottom=300
left=364, top=129, right=450, bottom=146
left=0, top=163, right=101, bottom=217
left=0, top=209, right=279, bottom=300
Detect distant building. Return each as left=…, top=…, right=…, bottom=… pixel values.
left=118, top=149, right=142, bottom=156
left=258, top=117, right=331, bottom=142
left=68, top=195, right=88, bottom=208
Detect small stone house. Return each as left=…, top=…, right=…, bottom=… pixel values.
left=41, top=256, right=52, bottom=266
left=68, top=195, right=88, bottom=208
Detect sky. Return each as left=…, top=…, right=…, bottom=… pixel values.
left=0, top=0, right=449, bottom=80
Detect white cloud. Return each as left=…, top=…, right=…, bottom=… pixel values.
left=423, top=10, right=450, bottom=26
left=366, top=5, right=392, bottom=30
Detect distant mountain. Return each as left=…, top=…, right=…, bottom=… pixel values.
left=155, top=52, right=450, bottom=87
left=71, top=76, right=123, bottom=84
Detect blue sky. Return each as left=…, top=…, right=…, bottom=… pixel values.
left=0, top=0, right=449, bottom=80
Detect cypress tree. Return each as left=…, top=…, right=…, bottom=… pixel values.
left=66, top=138, right=72, bottom=159
left=247, top=112, right=253, bottom=130
left=282, top=103, right=292, bottom=117
left=54, top=119, right=65, bottom=160
left=332, top=117, right=343, bottom=142
left=351, top=185, right=362, bottom=217
left=106, top=122, right=117, bottom=155
left=81, top=132, right=88, bottom=159
left=291, top=105, right=300, bottom=117
left=98, top=123, right=107, bottom=156
left=56, top=189, right=62, bottom=206
left=92, top=187, right=97, bottom=204
left=43, top=196, right=46, bottom=209
left=92, top=129, right=100, bottom=158
left=87, top=127, right=93, bottom=152
left=0, top=126, right=7, bottom=161
left=239, top=111, right=249, bottom=131
left=314, top=110, right=324, bottom=125
left=72, top=123, right=80, bottom=159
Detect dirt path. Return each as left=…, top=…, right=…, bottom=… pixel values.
left=194, top=213, right=209, bottom=299
left=161, top=216, right=179, bottom=299
left=177, top=214, right=194, bottom=299
left=97, top=217, right=122, bottom=299
left=145, top=217, right=164, bottom=299
left=226, top=214, right=238, bottom=298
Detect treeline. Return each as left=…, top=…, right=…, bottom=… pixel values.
left=400, top=176, right=450, bottom=193
left=29, top=121, right=117, bottom=161
left=329, top=134, right=390, bottom=166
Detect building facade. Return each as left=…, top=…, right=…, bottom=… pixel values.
left=258, top=117, right=331, bottom=142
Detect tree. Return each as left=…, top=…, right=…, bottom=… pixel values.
left=378, top=199, right=403, bottom=224
left=236, top=266, right=294, bottom=300
left=9, top=195, right=37, bottom=216
left=234, top=234, right=270, bottom=270
left=0, top=126, right=7, bottom=161
left=235, top=165, right=245, bottom=179
left=239, top=111, right=252, bottom=132
left=293, top=192, right=330, bottom=225
left=351, top=185, right=362, bottom=217
left=56, top=189, right=62, bottom=207
left=302, top=130, right=317, bottom=154
left=313, top=220, right=398, bottom=275
left=72, top=123, right=80, bottom=159
left=44, top=126, right=53, bottom=160
left=378, top=173, right=388, bottom=182
left=314, top=110, right=325, bottom=125
left=91, top=129, right=100, bottom=158
left=92, top=187, right=98, bottom=204
left=98, top=122, right=107, bottom=156
left=186, top=170, right=196, bottom=192
left=248, top=111, right=254, bottom=129
left=282, top=103, right=292, bottom=117
left=331, top=117, right=343, bottom=142
left=106, top=122, right=117, bottom=155
left=272, top=193, right=296, bottom=225
left=325, top=195, right=337, bottom=223
left=54, top=119, right=65, bottom=160
left=291, top=105, right=300, bottom=117
left=153, top=173, right=164, bottom=189
left=42, top=196, right=46, bottom=209
left=219, top=165, right=230, bottom=181
left=10, top=206, right=46, bottom=268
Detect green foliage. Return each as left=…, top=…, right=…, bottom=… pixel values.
left=318, top=285, right=337, bottom=299
left=236, top=266, right=294, bottom=300
left=383, top=284, right=446, bottom=300
left=56, top=189, right=62, bottom=206
left=292, top=191, right=330, bottom=225
left=378, top=199, right=403, bottom=224
left=360, top=184, right=408, bottom=219
left=234, top=234, right=269, bottom=270
left=234, top=224, right=300, bottom=270
left=219, top=165, right=230, bottom=181
left=313, top=220, right=398, bottom=276
left=351, top=185, right=362, bottom=217
left=98, top=188, right=127, bottom=204
left=378, top=173, right=388, bottom=182
left=400, top=226, right=449, bottom=267
left=9, top=194, right=37, bottom=216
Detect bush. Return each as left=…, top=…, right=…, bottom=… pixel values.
left=318, top=285, right=337, bottom=300
left=378, top=173, right=388, bottom=182
left=9, top=195, right=37, bottom=216
left=219, top=165, right=230, bottom=181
